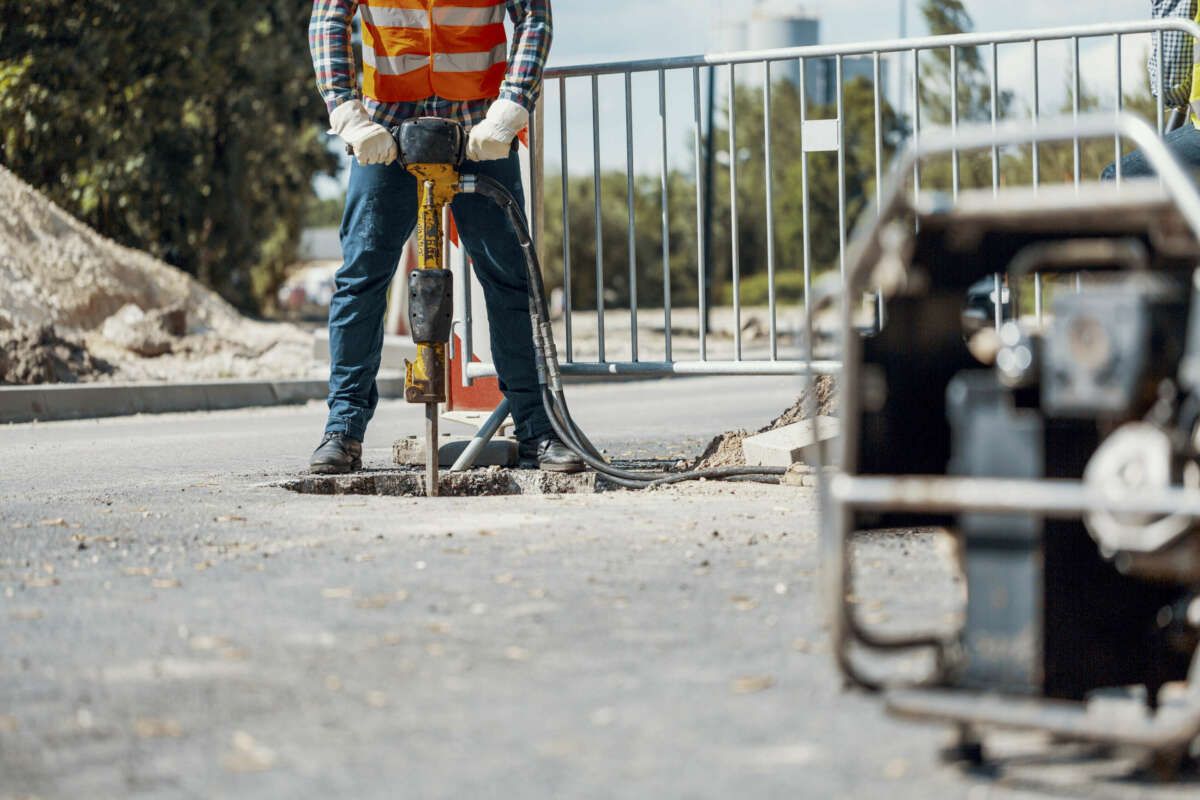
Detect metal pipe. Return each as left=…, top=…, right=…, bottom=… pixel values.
left=449, top=398, right=512, bottom=472
left=728, top=63, right=742, bottom=360
left=466, top=359, right=843, bottom=379
left=659, top=68, right=672, bottom=362
left=873, top=50, right=885, bottom=332
left=624, top=70, right=638, bottom=361
left=912, top=48, right=921, bottom=207
left=764, top=60, right=778, bottom=360
left=833, top=474, right=1200, bottom=519
left=1157, top=29, right=1166, bottom=135
left=799, top=57, right=813, bottom=362
left=460, top=240, right=473, bottom=386
left=990, top=43, right=998, bottom=196
left=1115, top=33, right=1123, bottom=184
left=544, top=19, right=1200, bottom=78
left=836, top=54, right=847, bottom=282
left=591, top=74, right=605, bottom=361
left=993, top=272, right=1003, bottom=329
left=692, top=66, right=707, bottom=361
left=1073, top=36, right=1081, bottom=192
left=950, top=45, right=959, bottom=200
left=559, top=75, right=573, bottom=363
left=1031, top=39, right=1039, bottom=193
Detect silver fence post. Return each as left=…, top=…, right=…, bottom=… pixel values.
left=1080, top=37, right=1089, bottom=194
left=764, top=59, right=778, bottom=361
left=728, top=63, right=742, bottom=360
left=836, top=54, right=847, bottom=286
left=461, top=236, right=473, bottom=386
left=591, top=74, right=605, bottom=361
left=1157, top=30, right=1165, bottom=135
left=624, top=70, right=638, bottom=361
left=990, top=42, right=999, bottom=195
left=559, top=76, right=573, bottom=362
left=799, top=56, right=813, bottom=364
left=873, top=50, right=885, bottom=331
left=692, top=66, right=707, bottom=362
left=1115, top=33, right=1123, bottom=184
left=950, top=45, right=959, bottom=200
left=912, top=48, right=921, bottom=208
left=1031, top=39, right=1040, bottom=194
left=658, top=68, right=672, bottom=362
left=1032, top=39, right=1041, bottom=322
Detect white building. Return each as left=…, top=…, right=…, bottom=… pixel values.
left=715, top=2, right=887, bottom=108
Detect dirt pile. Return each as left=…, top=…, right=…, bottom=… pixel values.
left=0, top=325, right=112, bottom=385
left=691, top=375, right=839, bottom=470
left=0, top=164, right=315, bottom=383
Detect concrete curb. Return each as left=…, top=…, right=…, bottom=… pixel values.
left=0, top=378, right=406, bottom=424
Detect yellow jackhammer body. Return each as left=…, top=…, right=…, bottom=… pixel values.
left=397, top=118, right=466, bottom=497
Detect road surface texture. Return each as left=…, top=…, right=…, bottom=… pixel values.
left=1, top=376, right=1196, bottom=798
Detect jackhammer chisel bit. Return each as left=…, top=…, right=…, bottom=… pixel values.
left=398, top=117, right=464, bottom=497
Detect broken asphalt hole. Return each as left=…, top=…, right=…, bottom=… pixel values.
left=275, top=466, right=616, bottom=497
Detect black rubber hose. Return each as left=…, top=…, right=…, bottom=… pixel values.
left=461, top=174, right=788, bottom=487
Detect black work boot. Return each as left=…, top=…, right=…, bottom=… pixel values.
left=309, top=432, right=363, bottom=474
left=519, top=434, right=585, bottom=473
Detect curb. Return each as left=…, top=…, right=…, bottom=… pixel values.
left=0, top=378, right=406, bottom=424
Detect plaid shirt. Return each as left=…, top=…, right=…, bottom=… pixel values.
left=1149, top=0, right=1197, bottom=107
left=308, top=0, right=552, bottom=129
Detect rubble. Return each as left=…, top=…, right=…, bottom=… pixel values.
left=0, top=325, right=112, bottom=385
left=0, top=163, right=316, bottom=382
left=691, top=375, right=839, bottom=470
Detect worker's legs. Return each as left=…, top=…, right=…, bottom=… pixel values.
left=452, top=152, right=553, bottom=444
left=325, top=161, right=417, bottom=441
left=1101, top=123, right=1200, bottom=180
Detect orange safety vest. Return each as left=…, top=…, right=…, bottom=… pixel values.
left=360, top=0, right=508, bottom=104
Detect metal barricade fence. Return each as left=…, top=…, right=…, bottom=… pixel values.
left=457, top=18, right=1200, bottom=386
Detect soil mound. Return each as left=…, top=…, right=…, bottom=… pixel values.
left=691, top=375, right=839, bottom=470
left=0, top=325, right=112, bottom=385
left=0, top=164, right=315, bottom=383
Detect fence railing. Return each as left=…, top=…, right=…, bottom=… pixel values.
left=458, top=18, right=1200, bottom=385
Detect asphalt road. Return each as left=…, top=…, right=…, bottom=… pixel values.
left=1, top=376, right=1196, bottom=799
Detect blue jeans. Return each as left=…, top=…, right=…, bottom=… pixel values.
left=325, top=150, right=551, bottom=444
left=1101, top=122, right=1200, bottom=179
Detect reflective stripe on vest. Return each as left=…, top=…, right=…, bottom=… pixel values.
left=360, top=0, right=508, bottom=104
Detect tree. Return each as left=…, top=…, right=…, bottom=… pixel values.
left=0, top=1, right=336, bottom=313
left=542, top=74, right=904, bottom=311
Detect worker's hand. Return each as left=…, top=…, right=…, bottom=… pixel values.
left=329, top=100, right=397, bottom=166
left=467, top=98, right=529, bottom=161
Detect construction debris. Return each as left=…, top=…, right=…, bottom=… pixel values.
left=691, top=375, right=839, bottom=470
left=741, top=415, right=839, bottom=467
left=0, top=164, right=316, bottom=383
left=0, top=325, right=112, bottom=385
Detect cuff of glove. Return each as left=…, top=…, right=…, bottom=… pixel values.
left=483, top=98, right=530, bottom=140
left=328, top=99, right=370, bottom=136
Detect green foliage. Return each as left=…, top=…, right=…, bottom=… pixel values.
left=0, top=1, right=336, bottom=313
left=542, top=74, right=904, bottom=311
left=305, top=191, right=347, bottom=228
left=542, top=0, right=1162, bottom=314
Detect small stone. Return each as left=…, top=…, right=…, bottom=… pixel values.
left=731, top=675, right=775, bottom=694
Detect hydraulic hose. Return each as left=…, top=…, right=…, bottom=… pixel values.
left=459, top=173, right=788, bottom=488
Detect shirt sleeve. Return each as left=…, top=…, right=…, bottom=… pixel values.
left=309, top=0, right=361, bottom=114
left=500, top=0, right=553, bottom=113
left=1148, top=0, right=1197, bottom=107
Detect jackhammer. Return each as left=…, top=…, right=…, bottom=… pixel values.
left=375, top=117, right=789, bottom=494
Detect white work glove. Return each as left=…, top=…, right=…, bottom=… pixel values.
left=329, top=100, right=397, bottom=166
left=467, top=98, right=529, bottom=161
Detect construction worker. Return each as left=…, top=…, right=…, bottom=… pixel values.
left=1103, top=0, right=1200, bottom=179
left=307, top=0, right=582, bottom=474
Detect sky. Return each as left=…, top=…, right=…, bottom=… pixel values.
left=541, top=0, right=1152, bottom=175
